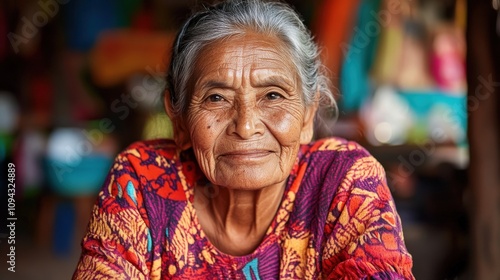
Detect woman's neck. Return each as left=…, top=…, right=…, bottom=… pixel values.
left=194, top=182, right=285, bottom=256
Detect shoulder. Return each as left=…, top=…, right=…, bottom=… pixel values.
left=304, top=137, right=372, bottom=158
left=108, top=138, right=185, bottom=189
left=300, top=137, right=379, bottom=173
left=122, top=138, right=178, bottom=158
left=101, top=139, right=191, bottom=208
left=114, top=139, right=179, bottom=168
left=299, top=137, right=386, bottom=189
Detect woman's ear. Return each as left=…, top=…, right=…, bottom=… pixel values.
left=299, top=93, right=320, bottom=144
left=164, top=91, right=192, bottom=150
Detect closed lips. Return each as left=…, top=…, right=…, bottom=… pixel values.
left=219, top=150, right=273, bottom=158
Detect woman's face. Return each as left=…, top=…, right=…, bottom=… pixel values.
left=184, top=33, right=317, bottom=190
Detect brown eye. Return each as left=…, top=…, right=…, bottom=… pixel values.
left=207, top=94, right=224, bottom=102
left=266, top=92, right=283, bottom=100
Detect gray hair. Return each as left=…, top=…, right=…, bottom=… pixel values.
left=166, top=0, right=336, bottom=118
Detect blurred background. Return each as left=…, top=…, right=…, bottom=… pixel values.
left=0, top=0, right=498, bottom=279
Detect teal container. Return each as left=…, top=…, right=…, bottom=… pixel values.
left=43, top=155, right=112, bottom=197
left=399, top=89, right=467, bottom=144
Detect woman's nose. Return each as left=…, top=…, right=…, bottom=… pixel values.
left=230, top=105, right=264, bottom=139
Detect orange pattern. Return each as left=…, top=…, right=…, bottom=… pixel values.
left=73, top=137, right=414, bottom=279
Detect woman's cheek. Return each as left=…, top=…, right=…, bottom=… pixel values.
left=189, top=111, right=218, bottom=143
left=188, top=112, right=224, bottom=180
left=266, top=108, right=303, bottom=146
left=193, top=149, right=216, bottom=181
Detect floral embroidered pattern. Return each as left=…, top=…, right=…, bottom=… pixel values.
left=73, top=138, right=414, bottom=279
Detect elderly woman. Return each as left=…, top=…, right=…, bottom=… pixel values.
left=73, top=0, right=414, bottom=279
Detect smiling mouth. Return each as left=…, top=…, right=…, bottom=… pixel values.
left=219, top=150, right=273, bottom=162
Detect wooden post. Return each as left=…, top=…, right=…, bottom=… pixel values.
left=466, top=0, right=500, bottom=278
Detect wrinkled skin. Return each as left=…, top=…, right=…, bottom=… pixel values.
left=186, top=32, right=316, bottom=191
left=166, top=32, right=318, bottom=255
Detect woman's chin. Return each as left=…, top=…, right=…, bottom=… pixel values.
left=210, top=165, right=289, bottom=191
left=212, top=171, right=287, bottom=191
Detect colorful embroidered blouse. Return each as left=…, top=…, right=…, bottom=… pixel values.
left=73, top=137, right=414, bottom=279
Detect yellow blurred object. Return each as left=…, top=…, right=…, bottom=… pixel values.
left=89, top=30, right=174, bottom=87
left=142, top=112, right=174, bottom=140
left=370, top=26, right=404, bottom=84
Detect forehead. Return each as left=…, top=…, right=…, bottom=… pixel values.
left=192, top=32, right=298, bottom=81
